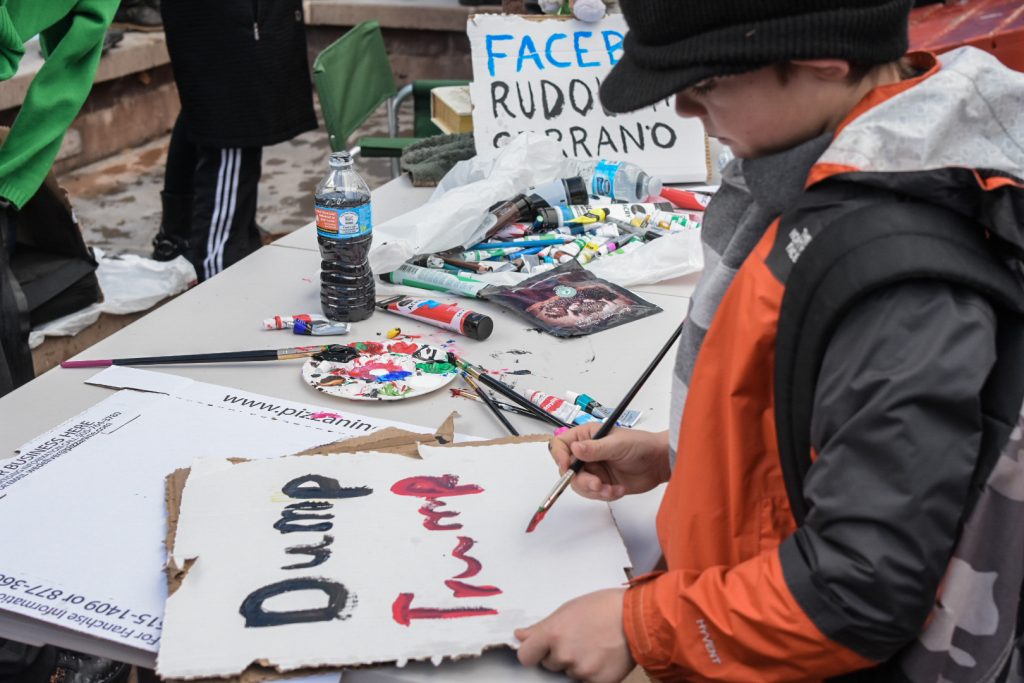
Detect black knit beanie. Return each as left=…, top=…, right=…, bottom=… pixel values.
left=600, top=0, right=914, bottom=113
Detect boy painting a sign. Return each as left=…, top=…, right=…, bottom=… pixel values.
left=516, top=1, right=1024, bottom=681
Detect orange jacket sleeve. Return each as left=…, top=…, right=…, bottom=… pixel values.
left=623, top=548, right=875, bottom=682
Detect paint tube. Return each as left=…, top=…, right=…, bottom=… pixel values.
left=485, top=177, right=590, bottom=238
left=551, top=237, right=589, bottom=263
left=262, top=314, right=328, bottom=330
left=566, top=390, right=642, bottom=428
left=472, top=232, right=567, bottom=246
left=651, top=210, right=701, bottom=231
left=440, top=256, right=514, bottom=274
left=376, top=295, right=493, bottom=340
left=608, top=236, right=645, bottom=256
left=516, top=388, right=582, bottom=423
left=292, top=320, right=351, bottom=336
left=572, top=202, right=675, bottom=226
left=586, top=224, right=620, bottom=238
left=458, top=247, right=524, bottom=261
left=491, top=222, right=533, bottom=240
left=577, top=236, right=614, bottom=265
left=380, top=263, right=489, bottom=299
left=606, top=217, right=664, bottom=242
left=659, top=187, right=713, bottom=211
left=535, top=201, right=672, bottom=230
left=591, top=240, right=619, bottom=260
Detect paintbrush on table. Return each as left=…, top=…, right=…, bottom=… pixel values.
left=449, top=355, right=572, bottom=431
left=461, top=371, right=520, bottom=437
left=525, top=321, right=684, bottom=533
left=450, top=388, right=539, bottom=420
left=60, top=344, right=357, bottom=368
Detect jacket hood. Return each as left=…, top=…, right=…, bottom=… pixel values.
left=810, top=47, right=1024, bottom=256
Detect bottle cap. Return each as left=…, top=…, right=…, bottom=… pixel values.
left=562, top=177, right=589, bottom=205
left=463, top=312, right=494, bottom=341
left=639, top=173, right=663, bottom=199
left=328, top=150, right=353, bottom=167
left=535, top=207, right=561, bottom=229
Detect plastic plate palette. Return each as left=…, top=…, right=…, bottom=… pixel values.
left=301, top=340, right=458, bottom=401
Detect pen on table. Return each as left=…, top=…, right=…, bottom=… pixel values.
left=525, top=321, right=685, bottom=533
left=462, top=372, right=519, bottom=437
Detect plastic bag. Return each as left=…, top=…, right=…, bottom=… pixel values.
left=369, top=133, right=567, bottom=275
left=586, top=226, right=703, bottom=286
left=484, top=261, right=662, bottom=337
left=29, top=248, right=196, bottom=348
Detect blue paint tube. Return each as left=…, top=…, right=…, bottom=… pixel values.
left=293, top=319, right=351, bottom=336
left=566, top=390, right=642, bottom=428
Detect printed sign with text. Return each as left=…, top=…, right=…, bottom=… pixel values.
left=468, top=14, right=708, bottom=183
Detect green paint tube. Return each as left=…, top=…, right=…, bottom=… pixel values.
left=380, top=263, right=488, bottom=299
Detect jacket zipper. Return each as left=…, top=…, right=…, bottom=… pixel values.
left=252, top=0, right=261, bottom=40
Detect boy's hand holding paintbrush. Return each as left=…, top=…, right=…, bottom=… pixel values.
left=548, top=423, right=671, bottom=502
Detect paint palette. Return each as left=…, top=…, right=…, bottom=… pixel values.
left=302, top=340, right=458, bottom=401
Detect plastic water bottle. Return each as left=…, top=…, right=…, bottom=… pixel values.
left=567, top=159, right=663, bottom=202
left=314, top=151, right=375, bottom=322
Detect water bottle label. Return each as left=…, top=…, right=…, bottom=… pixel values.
left=591, top=160, right=621, bottom=198
left=315, top=203, right=372, bottom=240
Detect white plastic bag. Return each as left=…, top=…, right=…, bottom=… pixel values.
left=29, top=248, right=196, bottom=348
left=586, top=228, right=703, bottom=286
left=369, top=133, right=567, bottom=275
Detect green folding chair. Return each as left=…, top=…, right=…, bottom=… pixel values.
left=312, top=21, right=469, bottom=176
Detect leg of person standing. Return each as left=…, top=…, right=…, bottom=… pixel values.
left=151, top=112, right=195, bottom=262
left=188, top=145, right=262, bottom=281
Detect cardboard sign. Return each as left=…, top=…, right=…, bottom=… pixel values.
left=467, top=14, right=708, bottom=183
left=156, top=443, right=632, bottom=679
left=0, top=367, right=460, bottom=655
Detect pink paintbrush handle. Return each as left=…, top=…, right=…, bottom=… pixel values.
left=60, top=359, right=114, bottom=368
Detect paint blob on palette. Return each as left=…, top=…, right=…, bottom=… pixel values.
left=302, top=340, right=458, bottom=401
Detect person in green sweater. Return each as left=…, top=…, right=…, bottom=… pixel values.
left=0, top=0, right=117, bottom=401
left=0, top=2, right=131, bottom=682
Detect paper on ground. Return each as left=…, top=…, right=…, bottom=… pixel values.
left=0, top=367, right=460, bottom=654
left=29, top=248, right=196, bottom=349
left=157, top=442, right=631, bottom=679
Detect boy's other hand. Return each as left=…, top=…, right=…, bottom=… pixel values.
left=549, top=426, right=670, bottom=501
left=515, top=588, right=633, bottom=683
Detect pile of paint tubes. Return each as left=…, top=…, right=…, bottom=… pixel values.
left=426, top=200, right=705, bottom=277
left=518, top=386, right=643, bottom=428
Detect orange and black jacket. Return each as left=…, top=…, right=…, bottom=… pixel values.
left=626, top=48, right=1024, bottom=681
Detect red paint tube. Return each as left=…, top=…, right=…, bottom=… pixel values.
left=376, top=295, right=493, bottom=340
left=659, top=187, right=713, bottom=211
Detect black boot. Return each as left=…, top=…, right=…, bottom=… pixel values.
left=151, top=191, right=192, bottom=261
left=102, top=29, right=125, bottom=56
left=112, top=0, right=163, bottom=32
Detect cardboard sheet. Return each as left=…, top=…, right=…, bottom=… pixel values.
left=157, top=442, right=632, bottom=680
left=0, top=368, right=470, bottom=653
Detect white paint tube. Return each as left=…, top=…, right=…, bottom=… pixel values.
left=516, top=388, right=582, bottom=423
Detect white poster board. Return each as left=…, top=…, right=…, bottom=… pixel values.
left=157, top=443, right=631, bottom=679
left=467, top=14, right=708, bottom=183
left=0, top=367, right=455, bottom=654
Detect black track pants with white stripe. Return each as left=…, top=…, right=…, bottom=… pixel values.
left=189, top=145, right=263, bottom=281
